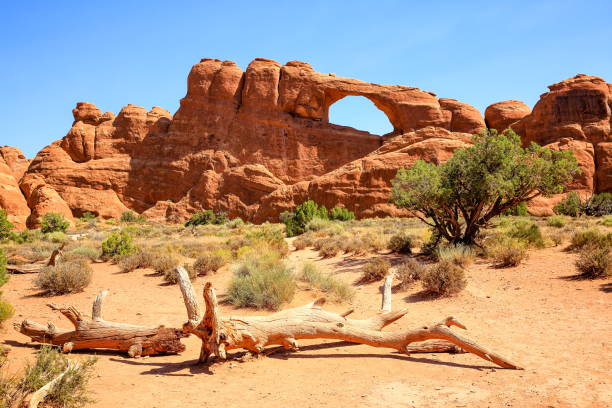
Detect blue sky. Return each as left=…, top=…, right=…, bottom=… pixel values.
left=2, top=0, right=611, bottom=157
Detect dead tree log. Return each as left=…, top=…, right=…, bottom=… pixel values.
left=7, top=244, right=65, bottom=274
left=175, top=267, right=522, bottom=369
left=14, top=290, right=187, bottom=357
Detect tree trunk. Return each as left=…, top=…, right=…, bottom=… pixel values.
left=7, top=244, right=65, bottom=274
left=14, top=290, right=187, bottom=357
left=175, top=267, right=522, bottom=369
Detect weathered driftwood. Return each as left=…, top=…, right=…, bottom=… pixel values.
left=14, top=290, right=187, bottom=357
left=7, top=244, right=65, bottom=274
left=175, top=267, right=522, bottom=369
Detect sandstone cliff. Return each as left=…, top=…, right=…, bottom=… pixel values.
left=1, top=60, right=610, bottom=226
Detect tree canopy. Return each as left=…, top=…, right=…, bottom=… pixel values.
left=390, top=129, right=580, bottom=244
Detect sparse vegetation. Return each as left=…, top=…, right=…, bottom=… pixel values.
left=391, top=129, right=579, bottom=245
left=421, top=260, right=466, bottom=296
left=395, top=258, right=427, bottom=290
left=164, top=262, right=196, bottom=284
left=192, top=249, right=231, bottom=275
left=118, top=248, right=157, bottom=272
left=569, top=228, right=612, bottom=251
left=329, top=206, right=355, bottom=221
left=0, top=209, right=14, bottom=241
left=0, top=345, right=96, bottom=408
left=359, top=258, right=391, bottom=283
left=488, top=239, right=529, bottom=267
left=185, top=210, right=228, bottom=227
left=435, top=244, right=475, bottom=268
left=582, top=192, right=612, bottom=216
left=35, top=259, right=93, bottom=295
left=283, top=200, right=329, bottom=237
left=299, top=262, right=355, bottom=302
left=120, top=210, right=146, bottom=223
left=40, top=212, right=70, bottom=233
left=547, top=215, right=567, bottom=228
left=575, top=247, right=611, bottom=278
left=0, top=249, right=13, bottom=326
left=506, top=219, right=545, bottom=248
left=101, top=231, right=136, bottom=259
left=227, top=250, right=295, bottom=310
left=387, top=233, right=414, bottom=254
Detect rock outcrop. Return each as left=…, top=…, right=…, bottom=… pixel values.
left=0, top=147, right=30, bottom=229
left=1, top=61, right=610, bottom=225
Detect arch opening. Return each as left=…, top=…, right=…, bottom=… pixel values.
left=327, top=96, right=394, bottom=136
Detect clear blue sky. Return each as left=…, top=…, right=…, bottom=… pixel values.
left=2, top=1, right=611, bottom=157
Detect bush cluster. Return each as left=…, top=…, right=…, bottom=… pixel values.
left=359, top=258, right=391, bottom=283
left=435, top=244, right=475, bottom=268
left=0, top=209, right=14, bottom=241
left=554, top=192, right=612, bottom=217
left=420, top=260, right=467, bottom=296
left=185, top=210, right=228, bottom=227
left=40, top=212, right=70, bottom=234
left=387, top=233, right=414, bottom=254
left=101, top=231, right=136, bottom=259
left=283, top=201, right=355, bottom=237
left=120, top=211, right=146, bottom=223
left=395, top=258, right=427, bottom=290
left=35, top=259, right=93, bottom=295
left=192, top=249, right=231, bottom=276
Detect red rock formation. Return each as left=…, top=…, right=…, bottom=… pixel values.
left=3, top=61, right=609, bottom=225
left=0, top=149, right=30, bottom=229
left=501, top=74, right=612, bottom=215
left=484, top=100, right=531, bottom=132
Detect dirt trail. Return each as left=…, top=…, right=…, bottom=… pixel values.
left=2, top=246, right=610, bottom=407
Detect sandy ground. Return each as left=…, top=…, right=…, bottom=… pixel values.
left=2, top=244, right=611, bottom=408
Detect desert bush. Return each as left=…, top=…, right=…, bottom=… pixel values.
left=329, top=206, right=355, bottom=221
left=152, top=253, right=179, bottom=275
left=101, top=232, right=135, bottom=259
left=391, top=129, right=578, bottom=245
left=547, top=230, right=565, bottom=246
left=501, top=201, right=529, bottom=216
left=66, top=246, right=100, bottom=262
left=244, top=225, right=289, bottom=256
left=553, top=191, right=582, bottom=217
left=117, top=248, right=157, bottom=272
left=227, top=217, right=245, bottom=229
left=359, top=258, right=391, bottom=283
left=227, top=251, right=295, bottom=310
left=569, top=228, right=612, bottom=251
left=488, top=238, right=528, bottom=267
left=0, top=249, right=13, bottom=326
left=600, top=215, right=612, bottom=227
left=44, top=231, right=68, bottom=243
left=293, top=232, right=316, bottom=250
left=40, top=212, right=70, bottom=234
left=387, top=233, right=414, bottom=254
left=11, top=241, right=56, bottom=263
left=575, top=247, right=611, bottom=278
left=318, top=239, right=342, bottom=258
left=421, top=260, right=466, bottom=296
left=192, top=249, right=231, bottom=276
left=284, top=200, right=329, bottom=237
left=435, top=244, right=475, bottom=268
left=507, top=220, right=545, bottom=248
left=8, top=229, right=42, bottom=244
left=395, top=258, right=427, bottom=290
left=547, top=215, right=567, bottom=228
left=0, top=209, right=14, bottom=241
left=0, top=345, right=97, bottom=408
left=305, top=217, right=332, bottom=232
left=185, top=210, right=228, bottom=227
left=120, top=211, right=146, bottom=223
left=35, top=260, right=93, bottom=295
left=582, top=192, right=612, bottom=216
left=299, top=262, right=354, bottom=302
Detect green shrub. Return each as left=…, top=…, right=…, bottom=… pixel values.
left=2, top=345, right=97, bottom=408
left=575, top=247, right=611, bottom=278
left=101, top=232, right=135, bottom=258
left=600, top=215, right=612, bottom=227
left=329, top=206, right=355, bottom=221
left=69, top=246, right=100, bottom=262
left=227, top=251, right=296, bottom=310
left=293, top=232, right=316, bottom=250
left=192, top=250, right=231, bottom=276
left=0, top=299, right=14, bottom=326
left=489, top=239, right=528, bottom=267
left=35, top=260, right=93, bottom=295
left=0, top=249, right=13, bottom=326
left=152, top=254, right=180, bottom=275
left=359, top=258, right=391, bottom=283
left=9, top=229, right=42, bottom=244
left=305, top=217, right=331, bottom=232
left=40, top=212, right=70, bottom=233
left=501, top=202, right=529, bottom=216
left=299, top=262, right=355, bottom=302
left=227, top=218, right=245, bottom=229
left=421, top=260, right=466, bottom=296
left=284, top=200, right=329, bottom=237
left=387, top=233, right=414, bottom=254
left=507, top=220, right=545, bottom=248
left=120, top=211, right=146, bottom=223
left=554, top=191, right=583, bottom=217
left=0, top=209, right=14, bottom=240
left=395, top=258, right=427, bottom=290
left=44, top=231, right=68, bottom=243
left=244, top=225, right=289, bottom=256
left=435, top=244, right=475, bottom=268
left=569, top=229, right=612, bottom=251
left=79, top=211, right=97, bottom=222
left=185, top=210, right=228, bottom=227
left=0, top=249, right=8, bottom=288
left=582, top=193, right=612, bottom=216
left=547, top=215, right=567, bottom=228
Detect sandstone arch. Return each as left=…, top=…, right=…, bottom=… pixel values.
left=326, top=94, right=396, bottom=136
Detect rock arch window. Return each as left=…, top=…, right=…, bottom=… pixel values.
left=328, top=96, right=394, bottom=136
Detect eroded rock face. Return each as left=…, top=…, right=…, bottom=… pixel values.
left=2, top=61, right=610, bottom=225
left=0, top=150, right=30, bottom=229
left=484, top=100, right=531, bottom=132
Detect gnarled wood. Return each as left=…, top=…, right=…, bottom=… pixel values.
left=176, top=267, right=521, bottom=369
left=6, top=244, right=65, bottom=274
left=14, top=290, right=187, bottom=357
